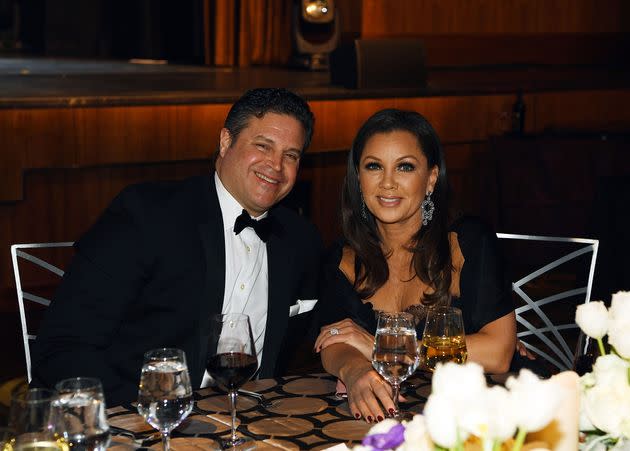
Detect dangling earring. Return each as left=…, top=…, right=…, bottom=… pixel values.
left=421, top=191, right=435, bottom=226
left=361, top=195, right=368, bottom=220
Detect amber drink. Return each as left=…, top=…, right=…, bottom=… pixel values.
left=421, top=306, right=467, bottom=371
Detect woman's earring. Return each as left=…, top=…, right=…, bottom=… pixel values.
left=421, top=191, right=435, bottom=226
left=361, top=195, right=368, bottom=220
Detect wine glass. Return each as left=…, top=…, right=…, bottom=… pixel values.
left=420, top=305, right=467, bottom=370
left=50, top=377, right=110, bottom=451
left=205, top=313, right=258, bottom=449
left=137, top=348, right=193, bottom=451
left=372, top=311, right=420, bottom=420
left=8, top=387, right=69, bottom=451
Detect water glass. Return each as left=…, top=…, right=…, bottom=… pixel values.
left=137, top=348, right=193, bottom=451
left=50, top=377, right=110, bottom=451
left=371, top=311, right=419, bottom=420
left=420, top=305, right=467, bottom=370
left=8, top=387, right=68, bottom=451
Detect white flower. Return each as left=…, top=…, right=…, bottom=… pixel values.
left=576, top=301, right=609, bottom=339
left=365, top=418, right=399, bottom=435
left=398, top=415, right=432, bottom=451
left=609, top=320, right=630, bottom=359
left=431, top=361, right=486, bottom=400
left=591, top=354, right=630, bottom=388
left=506, top=369, right=561, bottom=432
left=609, top=291, right=630, bottom=321
left=485, top=385, right=517, bottom=442
left=583, top=382, right=630, bottom=438
left=424, top=392, right=460, bottom=448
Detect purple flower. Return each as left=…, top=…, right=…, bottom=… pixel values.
left=362, top=423, right=406, bottom=450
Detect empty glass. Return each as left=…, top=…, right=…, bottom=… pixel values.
left=372, top=311, right=420, bottom=420
left=420, top=305, right=467, bottom=370
left=137, top=348, right=193, bottom=451
left=50, top=377, right=110, bottom=451
left=8, top=387, right=69, bottom=451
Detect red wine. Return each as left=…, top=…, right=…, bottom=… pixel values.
left=207, top=352, right=257, bottom=390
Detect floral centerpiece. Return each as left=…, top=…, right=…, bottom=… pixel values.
left=348, top=361, right=572, bottom=451
left=575, top=291, right=630, bottom=450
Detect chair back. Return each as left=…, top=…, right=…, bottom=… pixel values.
left=496, top=233, right=599, bottom=372
left=10, top=242, right=74, bottom=382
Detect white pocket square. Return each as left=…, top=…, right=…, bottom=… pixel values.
left=289, top=299, right=318, bottom=317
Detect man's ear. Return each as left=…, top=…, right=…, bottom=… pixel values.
left=219, top=128, right=232, bottom=157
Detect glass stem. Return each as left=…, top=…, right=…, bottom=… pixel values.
left=161, top=431, right=170, bottom=451
left=229, top=389, right=238, bottom=443
left=391, top=381, right=400, bottom=417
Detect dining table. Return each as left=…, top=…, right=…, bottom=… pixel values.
left=107, top=371, right=437, bottom=450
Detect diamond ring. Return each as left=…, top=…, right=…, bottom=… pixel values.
left=329, top=328, right=340, bottom=336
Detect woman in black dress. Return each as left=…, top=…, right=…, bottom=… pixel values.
left=315, top=109, right=516, bottom=423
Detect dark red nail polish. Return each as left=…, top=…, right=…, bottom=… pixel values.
left=377, top=415, right=383, bottom=422
left=388, top=408, right=395, bottom=416
left=367, top=416, right=373, bottom=423
left=354, top=413, right=360, bottom=419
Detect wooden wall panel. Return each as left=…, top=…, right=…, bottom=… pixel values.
left=360, top=0, right=627, bottom=35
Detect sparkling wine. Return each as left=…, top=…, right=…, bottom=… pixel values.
left=421, top=335, right=467, bottom=370
left=207, top=352, right=258, bottom=390
left=372, top=328, right=419, bottom=384
left=10, top=436, right=69, bottom=451
left=137, top=361, right=193, bottom=433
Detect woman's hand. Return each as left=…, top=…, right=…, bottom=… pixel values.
left=315, top=318, right=374, bottom=359
left=516, top=339, right=536, bottom=360
left=341, top=362, right=395, bottom=423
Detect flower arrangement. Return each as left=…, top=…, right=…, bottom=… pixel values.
left=350, top=361, right=569, bottom=451
left=575, top=291, right=630, bottom=450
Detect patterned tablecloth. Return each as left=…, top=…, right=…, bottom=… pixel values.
left=107, top=371, right=435, bottom=450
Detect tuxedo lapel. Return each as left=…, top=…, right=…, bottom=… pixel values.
left=259, top=215, right=294, bottom=377
left=192, top=175, right=226, bottom=386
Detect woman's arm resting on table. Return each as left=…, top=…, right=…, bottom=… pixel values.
left=315, top=318, right=374, bottom=359
left=465, top=311, right=516, bottom=374
left=321, top=343, right=394, bottom=423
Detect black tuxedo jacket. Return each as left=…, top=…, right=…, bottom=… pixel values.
left=31, top=175, right=322, bottom=406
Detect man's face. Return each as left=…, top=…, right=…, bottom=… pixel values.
left=215, top=112, right=306, bottom=217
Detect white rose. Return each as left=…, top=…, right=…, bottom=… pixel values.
left=608, top=321, right=630, bottom=359
left=575, top=301, right=609, bottom=339
left=424, top=392, right=461, bottom=448
left=506, top=369, right=561, bottom=432
left=610, top=291, right=630, bottom=321
left=399, top=415, right=433, bottom=451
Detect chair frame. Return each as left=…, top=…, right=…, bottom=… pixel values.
left=496, top=233, right=599, bottom=371
left=11, top=242, right=74, bottom=382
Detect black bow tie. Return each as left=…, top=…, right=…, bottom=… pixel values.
left=233, top=209, right=273, bottom=242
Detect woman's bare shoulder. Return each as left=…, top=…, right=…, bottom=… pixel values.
left=339, top=245, right=356, bottom=284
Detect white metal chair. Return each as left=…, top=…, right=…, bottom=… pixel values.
left=496, top=233, right=599, bottom=372
left=11, top=242, right=74, bottom=382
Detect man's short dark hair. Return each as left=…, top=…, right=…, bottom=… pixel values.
left=223, top=88, right=314, bottom=152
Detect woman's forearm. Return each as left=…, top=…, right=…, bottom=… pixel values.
left=464, top=312, right=516, bottom=373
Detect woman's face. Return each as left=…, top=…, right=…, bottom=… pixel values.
left=358, top=130, right=438, bottom=230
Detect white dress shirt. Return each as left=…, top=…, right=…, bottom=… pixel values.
left=201, top=173, right=268, bottom=387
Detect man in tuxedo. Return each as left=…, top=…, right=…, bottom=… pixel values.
left=31, top=88, right=323, bottom=405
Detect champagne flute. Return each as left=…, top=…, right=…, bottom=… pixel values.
left=50, top=377, right=110, bottom=451
left=372, top=311, right=420, bottom=420
left=205, top=313, right=258, bottom=449
left=137, top=348, right=193, bottom=451
left=420, top=305, right=467, bottom=370
left=8, top=387, right=69, bottom=451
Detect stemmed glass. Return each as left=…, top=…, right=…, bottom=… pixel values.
left=205, top=313, right=258, bottom=449
left=8, top=387, right=69, bottom=451
left=420, top=305, right=467, bottom=371
left=137, top=348, right=193, bottom=451
left=372, top=311, right=420, bottom=420
left=50, top=377, right=111, bottom=451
